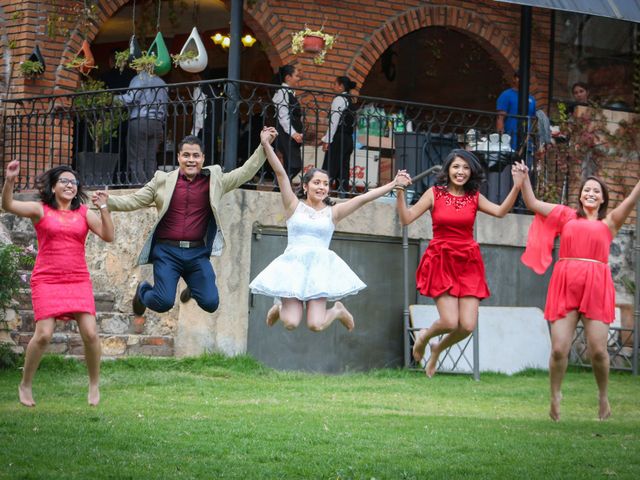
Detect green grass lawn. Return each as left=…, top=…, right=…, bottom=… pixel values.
left=0, top=355, right=639, bottom=479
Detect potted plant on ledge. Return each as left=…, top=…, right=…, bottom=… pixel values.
left=291, top=27, right=336, bottom=65
left=73, top=78, right=128, bottom=185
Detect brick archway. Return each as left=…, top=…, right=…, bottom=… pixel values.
left=345, top=4, right=542, bottom=101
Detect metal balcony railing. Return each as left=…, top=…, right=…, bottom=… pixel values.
left=1, top=79, right=544, bottom=206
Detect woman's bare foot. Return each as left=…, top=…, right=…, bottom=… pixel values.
left=425, top=341, right=439, bottom=378
left=18, top=383, right=35, bottom=407
left=549, top=392, right=562, bottom=421
left=334, top=301, right=354, bottom=331
left=412, top=329, right=428, bottom=363
left=598, top=395, right=611, bottom=421
left=88, top=384, right=100, bottom=406
left=266, top=304, right=280, bottom=327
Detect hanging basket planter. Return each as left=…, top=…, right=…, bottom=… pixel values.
left=178, top=27, right=208, bottom=73
left=291, top=28, right=336, bottom=65
left=148, top=31, right=171, bottom=76
left=128, top=34, right=142, bottom=61
left=28, top=44, right=46, bottom=70
left=74, top=40, right=96, bottom=75
left=303, top=35, right=325, bottom=53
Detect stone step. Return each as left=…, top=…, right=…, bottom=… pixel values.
left=11, top=332, right=174, bottom=357
left=16, top=310, right=144, bottom=336
left=13, top=290, right=116, bottom=313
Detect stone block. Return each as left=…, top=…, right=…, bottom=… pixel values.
left=98, top=313, right=130, bottom=334
left=101, top=336, right=127, bottom=356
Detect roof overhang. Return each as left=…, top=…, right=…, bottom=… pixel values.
left=494, top=0, right=640, bottom=23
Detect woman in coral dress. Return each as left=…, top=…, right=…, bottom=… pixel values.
left=517, top=163, right=640, bottom=421
left=250, top=131, right=409, bottom=332
left=2, top=160, right=114, bottom=407
left=396, top=150, right=524, bottom=377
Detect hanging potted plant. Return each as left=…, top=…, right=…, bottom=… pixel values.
left=64, top=40, right=97, bottom=75
left=20, top=45, right=46, bottom=79
left=291, top=27, right=336, bottom=65
left=175, top=26, right=208, bottom=73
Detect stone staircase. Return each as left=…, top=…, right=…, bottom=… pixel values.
left=3, top=213, right=175, bottom=359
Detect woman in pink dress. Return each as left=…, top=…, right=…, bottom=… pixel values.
left=395, top=150, right=525, bottom=377
left=516, top=162, right=640, bottom=421
left=2, top=160, right=114, bottom=407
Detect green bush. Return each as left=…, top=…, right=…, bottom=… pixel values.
left=0, top=342, right=21, bottom=369
left=0, top=243, right=35, bottom=319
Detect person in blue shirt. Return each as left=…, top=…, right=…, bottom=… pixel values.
left=496, top=71, right=536, bottom=152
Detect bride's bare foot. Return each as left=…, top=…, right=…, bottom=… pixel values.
left=88, top=384, right=100, bottom=406
left=412, top=329, right=428, bottom=363
left=18, top=383, right=35, bottom=407
left=425, top=341, right=439, bottom=378
left=334, top=301, right=354, bottom=331
left=598, top=395, right=611, bottom=421
left=266, top=304, right=280, bottom=327
left=549, top=392, right=562, bottom=422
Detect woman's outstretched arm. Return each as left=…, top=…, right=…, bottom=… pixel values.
left=606, top=178, right=640, bottom=235
left=395, top=174, right=433, bottom=226
left=332, top=170, right=411, bottom=223
left=477, top=162, right=528, bottom=218
left=1, top=160, right=43, bottom=220
left=260, top=127, right=298, bottom=217
left=86, top=190, right=114, bottom=242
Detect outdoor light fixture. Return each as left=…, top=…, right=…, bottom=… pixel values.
left=241, top=34, right=256, bottom=47
left=211, top=32, right=256, bottom=49
left=211, top=33, right=224, bottom=45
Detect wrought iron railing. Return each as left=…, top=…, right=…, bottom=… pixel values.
left=1, top=79, right=541, bottom=205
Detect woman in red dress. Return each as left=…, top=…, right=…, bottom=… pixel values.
left=2, top=160, right=114, bottom=407
left=517, top=163, right=640, bottom=421
left=396, top=150, right=524, bottom=377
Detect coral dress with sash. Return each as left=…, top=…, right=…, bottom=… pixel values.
left=521, top=205, right=615, bottom=323
left=30, top=204, right=96, bottom=321
left=416, top=186, right=490, bottom=299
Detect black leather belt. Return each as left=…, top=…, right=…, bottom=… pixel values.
left=156, top=239, right=205, bottom=248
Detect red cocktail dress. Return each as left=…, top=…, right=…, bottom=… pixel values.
left=521, top=205, right=615, bottom=323
left=416, top=186, right=490, bottom=299
left=30, top=204, right=96, bottom=321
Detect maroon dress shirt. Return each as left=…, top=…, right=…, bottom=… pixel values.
left=155, top=172, right=213, bottom=242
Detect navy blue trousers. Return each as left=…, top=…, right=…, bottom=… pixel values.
left=139, top=243, right=219, bottom=313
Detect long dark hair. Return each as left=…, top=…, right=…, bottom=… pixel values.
left=299, top=168, right=335, bottom=206
left=576, top=176, right=609, bottom=220
left=435, top=149, right=485, bottom=194
left=36, top=165, right=87, bottom=210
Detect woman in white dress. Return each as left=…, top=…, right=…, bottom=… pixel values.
left=250, top=134, right=409, bottom=332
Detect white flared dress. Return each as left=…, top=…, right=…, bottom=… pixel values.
left=249, top=201, right=366, bottom=301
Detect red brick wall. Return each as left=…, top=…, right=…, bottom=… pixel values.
left=1, top=1, right=551, bottom=104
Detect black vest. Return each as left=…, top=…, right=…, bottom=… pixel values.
left=288, top=91, right=303, bottom=133
left=335, top=95, right=356, bottom=137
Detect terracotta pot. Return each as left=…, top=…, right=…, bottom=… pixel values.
left=303, top=35, right=325, bottom=53
left=76, top=40, right=95, bottom=75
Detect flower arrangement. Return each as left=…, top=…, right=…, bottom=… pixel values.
left=291, top=27, right=336, bottom=65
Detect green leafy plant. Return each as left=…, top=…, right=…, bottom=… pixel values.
left=0, top=243, right=35, bottom=319
left=64, top=56, right=96, bottom=73
left=170, top=50, right=198, bottom=67
left=114, top=49, right=130, bottom=73
left=130, top=52, right=159, bottom=75
left=74, top=79, right=128, bottom=153
left=19, top=60, right=44, bottom=79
